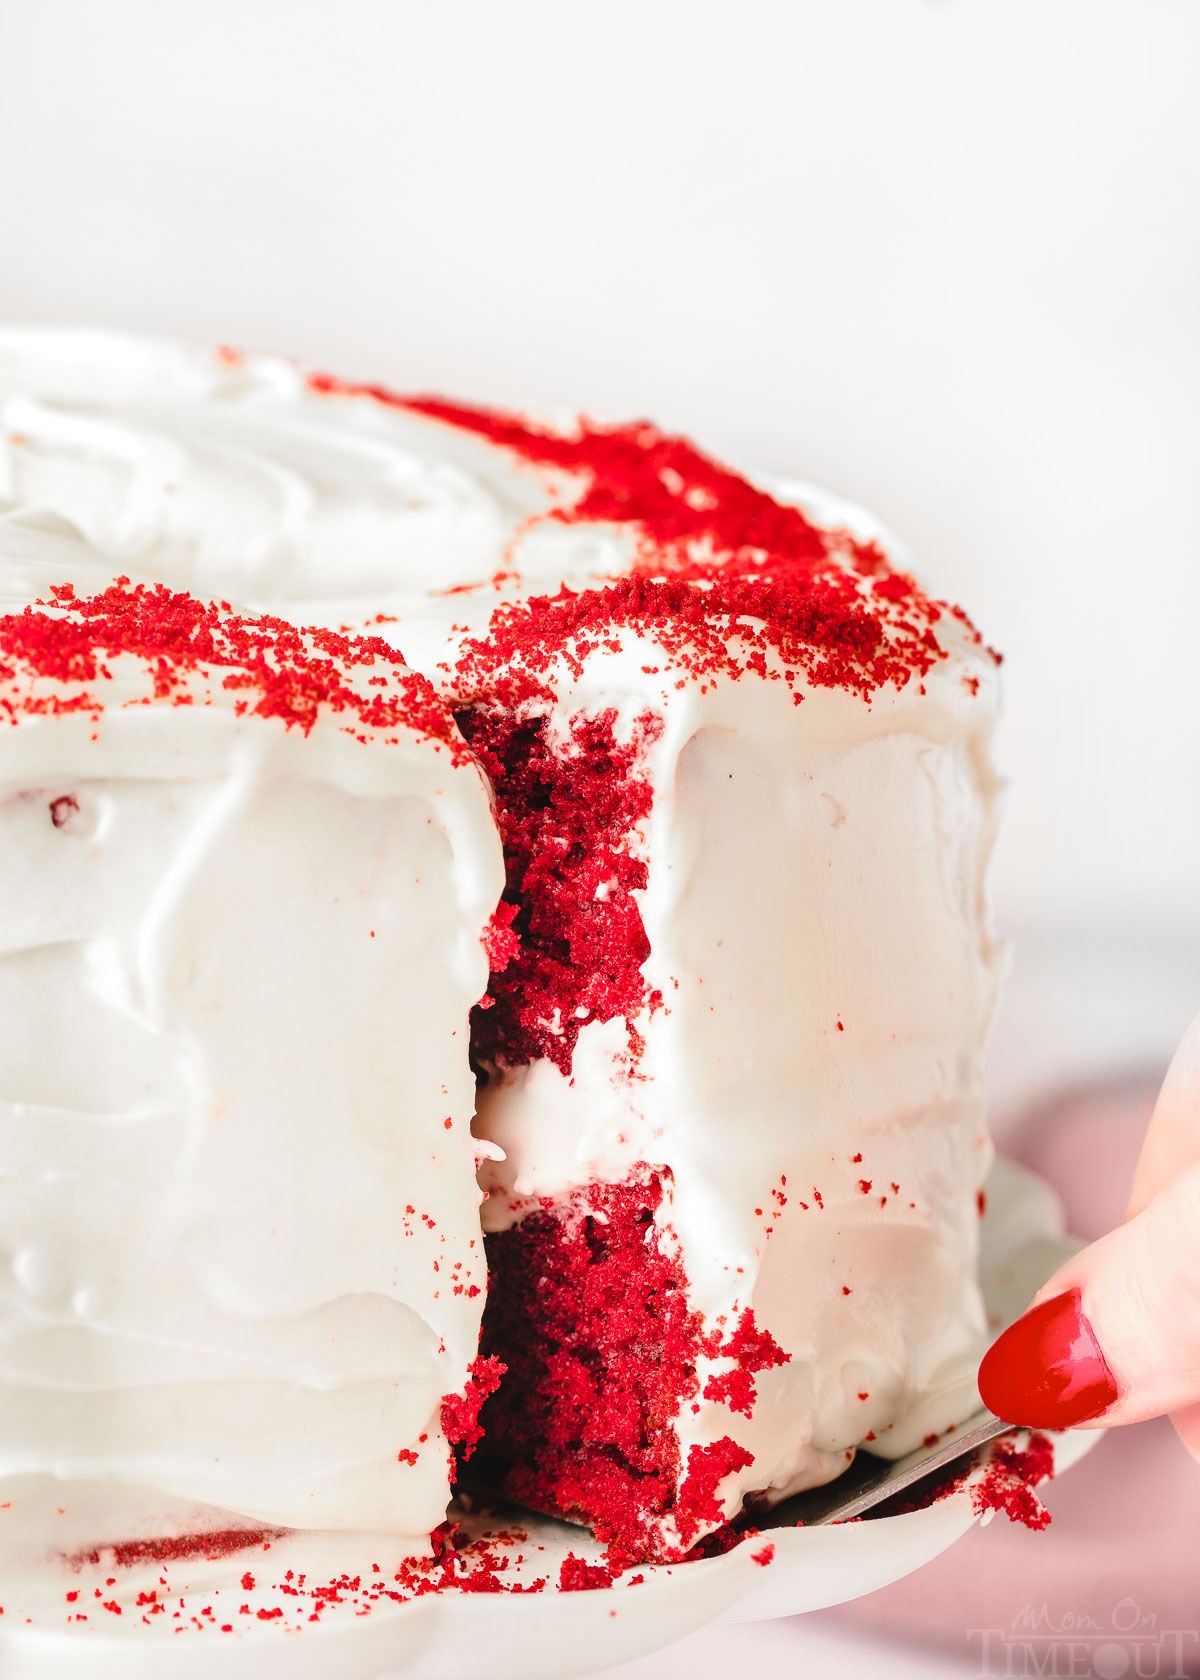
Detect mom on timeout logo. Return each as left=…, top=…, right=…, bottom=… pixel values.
left=966, top=1599, right=1200, bottom=1678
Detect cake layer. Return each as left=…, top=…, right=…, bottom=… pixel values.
left=0, top=523, right=505, bottom=1541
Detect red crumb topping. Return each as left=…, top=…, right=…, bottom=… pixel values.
left=309, top=375, right=996, bottom=706
left=0, top=579, right=466, bottom=757
left=312, top=375, right=993, bottom=703
left=440, top=1357, right=505, bottom=1461
left=750, top=1542, right=775, bottom=1567
left=460, top=705, right=661, bottom=1074
left=471, top=1170, right=770, bottom=1564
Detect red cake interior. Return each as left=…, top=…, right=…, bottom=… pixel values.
left=470, top=1167, right=791, bottom=1565
left=475, top=1172, right=743, bottom=1565
left=458, top=704, right=661, bottom=1076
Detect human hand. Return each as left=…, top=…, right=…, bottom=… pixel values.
left=979, top=1009, right=1200, bottom=1456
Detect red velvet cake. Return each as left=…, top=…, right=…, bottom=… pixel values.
left=0, top=329, right=1003, bottom=1568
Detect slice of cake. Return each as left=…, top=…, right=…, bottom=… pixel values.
left=384, top=400, right=1003, bottom=1562
left=0, top=518, right=504, bottom=1545
left=0, top=330, right=1003, bottom=1567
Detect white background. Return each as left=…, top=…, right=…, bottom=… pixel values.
left=1, top=2, right=1197, bottom=1673
left=2, top=0, right=1198, bottom=939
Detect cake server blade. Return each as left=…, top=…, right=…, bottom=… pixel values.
left=774, top=1408, right=1016, bottom=1526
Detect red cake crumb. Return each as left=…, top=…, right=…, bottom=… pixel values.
left=0, top=579, right=466, bottom=759
left=701, top=1310, right=790, bottom=1417
left=440, top=1357, right=506, bottom=1461
left=681, top=1507, right=762, bottom=1561
left=481, top=901, right=520, bottom=974
left=460, top=705, right=660, bottom=1074
left=558, top=1554, right=617, bottom=1592
left=869, top=1429, right=1054, bottom=1531
left=751, top=1542, right=775, bottom=1567
left=48, top=1518, right=557, bottom=1631
left=675, top=1438, right=756, bottom=1549
left=970, top=1432, right=1055, bottom=1531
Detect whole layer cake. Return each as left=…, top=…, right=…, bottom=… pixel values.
left=0, top=330, right=1003, bottom=1566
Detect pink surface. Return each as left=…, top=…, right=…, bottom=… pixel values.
left=814, top=1077, right=1200, bottom=1659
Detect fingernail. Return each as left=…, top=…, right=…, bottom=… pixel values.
left=978, top=1287, right=1120, bottom=1428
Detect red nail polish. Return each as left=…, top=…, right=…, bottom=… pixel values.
left=978, top=1287, right=1119, bottom=1428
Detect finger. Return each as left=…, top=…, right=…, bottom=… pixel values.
left=979, top=1159, right=1200, bottom=1429
left=1170, top=1398, right=1200, bottom=1463
left=1128, top=1007, right=1200, bottom=1218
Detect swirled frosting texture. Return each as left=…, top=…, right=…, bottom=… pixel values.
left=0, top=329, right=1002, bottom=1556
left=0, top=518, right=505, bottom=1540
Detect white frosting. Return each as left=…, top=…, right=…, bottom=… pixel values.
left=0, top=328, right=625, bottom=629
left=473, top=626, right=1001, bottom=1544
left=0, top=516, right=505, bottom=1542
left=0, top=328, right=1002, bottom=1557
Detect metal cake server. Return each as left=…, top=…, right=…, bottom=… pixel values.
left=774, top=1408, right=1017, bottom=1526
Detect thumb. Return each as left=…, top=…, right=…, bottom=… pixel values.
left=979, top=1158, right=1200, bottom=1430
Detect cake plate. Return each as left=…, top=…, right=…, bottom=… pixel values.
left=0, top=1157, right=1100, bottom=1680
